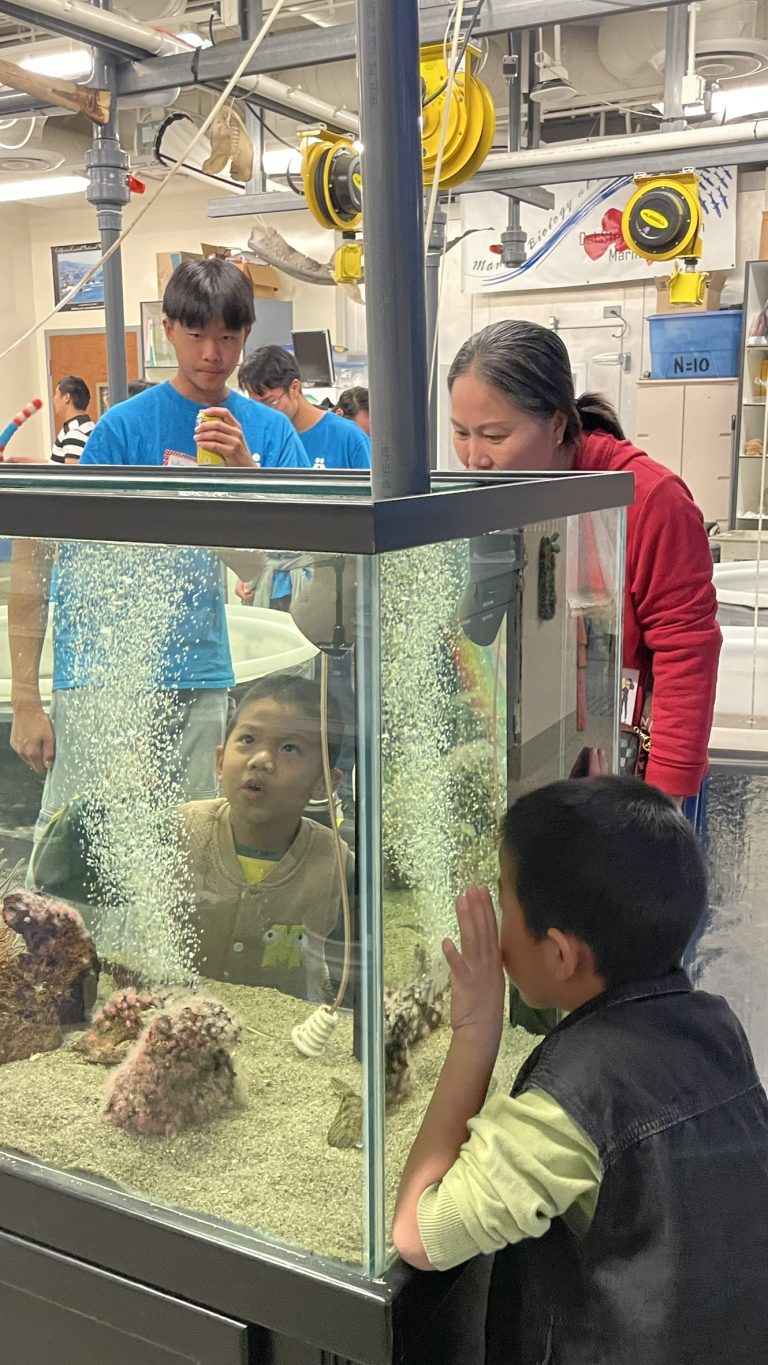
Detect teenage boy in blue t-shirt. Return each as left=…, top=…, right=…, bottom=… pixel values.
left=238, top=346, right=371, bottom=471
left=9, top=258, right=310, bottom=841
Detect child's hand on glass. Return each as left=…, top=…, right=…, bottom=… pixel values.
left=443, top=885, right=505, bottom=1046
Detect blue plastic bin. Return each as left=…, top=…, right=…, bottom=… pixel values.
left=648, top=309, right=742, bottom=380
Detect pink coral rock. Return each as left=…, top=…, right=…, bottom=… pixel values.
left=105, top=997, right=243, bottom=1138
left=0, top=892, right=99, bottom=1065
left=74, top=986, right=163, bottom=1066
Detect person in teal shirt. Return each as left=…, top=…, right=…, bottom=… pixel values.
left=238, top=346, right=371, bottom=470
left=10, top=258, right=310, bottom=845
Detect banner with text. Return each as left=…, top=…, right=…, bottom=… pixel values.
left=460, top=167, right=736, bottom=294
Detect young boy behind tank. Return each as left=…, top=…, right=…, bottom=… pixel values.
left=31, top=674, right=352, bottom=1004
left=394, top=777, right=768, bottom=1364
left=180, top=674, right=351, bottom=1002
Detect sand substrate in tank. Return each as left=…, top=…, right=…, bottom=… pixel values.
left=0, top=980, right=537, bottom=1267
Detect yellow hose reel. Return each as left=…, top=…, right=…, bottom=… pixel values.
left=299, top=46, right=496, bottom=285
left=622, top=172, right=707, bottom=307
left=300, top=128, right=362, bottom=233
left=420, top=42, right=496, bottom=189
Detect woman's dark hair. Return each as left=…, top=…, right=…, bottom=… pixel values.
left=500, top=777, right=706, bottom=987
left=127, top=380, right=156, bottom=397
left=57, top=374, right=90, bottom=412
left=336, top=386, right=369, bottom=419
left=447, top=320, right=625, bottom=445
left=163, top=257, right=255, bottom=331
left=238, top=345, right=300, bottom=395
left=225, top=673, right=344, bottom=766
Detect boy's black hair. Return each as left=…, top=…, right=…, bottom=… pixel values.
left=336, top=386, right=369, bottom=418
left=500, top=777, right=707, bottom=987
left=57, top=374, right=90, bottom=412
left=239, top=345, right=300, bottom=396
left=226, top=673, right=344, bottom=767
left=163, top=257, right=255, bottom=331
left=127, top=380, right=156, bottom=397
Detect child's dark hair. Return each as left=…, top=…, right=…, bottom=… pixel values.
left=448, top=320, right=625, bottom=445
left=500, top=777, right=706, bottom=986
left=226, top=673, right=344, bottom=766
left=239, top=345, right=299, bottom=396
left=336, top=386, right=369, bottom=419
left=163, top=258, right=255, bottom=331
left=57, top=374, right=90, bottom=412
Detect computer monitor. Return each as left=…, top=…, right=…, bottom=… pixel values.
left=291, top=329, right=335, bottom=387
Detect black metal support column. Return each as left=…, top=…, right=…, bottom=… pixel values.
left=87, top=0, right=130, bottom=406
left=500, top=31, right=527, bottom=267
left=425, top=203, right=446, bottom=471
left=356, top=0, right=430, bottom=499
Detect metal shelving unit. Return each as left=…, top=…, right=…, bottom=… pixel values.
left=731, top=260, right=768, bottom=530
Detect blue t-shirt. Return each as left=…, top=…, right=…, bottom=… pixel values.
left=54, top=383, right=310, bottom=691
left=298, top=411, right=371, bottom=469
left=80, top=381, right=309, bottom=470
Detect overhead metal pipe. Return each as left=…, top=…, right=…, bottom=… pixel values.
left=473, top=118, right=768, bottom=178
left=661, top=3, right=689, bottom=132
left=87, top=0, right=129, bottom=407
left=356, top=0, right=429, bottom=499
left=0, top=0, right=358, bottom=132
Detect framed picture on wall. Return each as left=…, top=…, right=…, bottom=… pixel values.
left=97, top=383, right=109, bottom=416
left=51, top=242, right=105, bottom=311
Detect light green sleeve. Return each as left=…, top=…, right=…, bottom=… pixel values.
left=416, top=1088, right=602, bottom=1272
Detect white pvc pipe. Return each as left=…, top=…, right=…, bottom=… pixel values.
left=237, top=73, right=357, bottom=133
left=481, top=117, right=768, bottom=174
left=6, top=0, right=187, bottom=56
left=4, top=0, right=359, bottom=132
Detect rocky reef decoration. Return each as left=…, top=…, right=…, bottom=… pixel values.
left=0, top=891, right=99, bottom=1066
left=72, top=986, right=164, bottom=1066
left=105, top=997, right=244, bottom=1138
left=326, top=972, right=447, bottom=1149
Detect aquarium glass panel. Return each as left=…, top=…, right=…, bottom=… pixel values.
left=377, top=511, right=624, bottom=1273
left=0, top=534, right=370, bottom=1271
left=0, top=499, right=624, bottom=1283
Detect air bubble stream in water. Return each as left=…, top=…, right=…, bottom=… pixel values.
left=55, top=541, right=206, bottom=983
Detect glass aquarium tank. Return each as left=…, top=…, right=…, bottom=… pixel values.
left=0, top=466, right=628, bottom=1360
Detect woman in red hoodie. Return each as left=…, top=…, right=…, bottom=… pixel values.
left=448, top=319, right=721, bottom=804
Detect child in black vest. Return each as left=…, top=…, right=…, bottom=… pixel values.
left=394, top=777, right=768, bottom=1365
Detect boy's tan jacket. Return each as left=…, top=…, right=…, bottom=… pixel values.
left=179, top=797, right=347, bottom=995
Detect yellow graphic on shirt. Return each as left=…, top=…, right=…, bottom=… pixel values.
left=237, top=853, right=275, bottom=885
left=261, top=923, right=306, bottom=969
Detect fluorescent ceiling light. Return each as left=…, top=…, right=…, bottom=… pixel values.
left=262, top=148, right=301, bottom=176
left=710, top=81, right=768, bottom=121
left=20, top=48, right=93, bottom=80
left=0, top=174, right=89, bottom=203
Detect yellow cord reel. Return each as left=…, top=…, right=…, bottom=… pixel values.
left=622, top=172, right=708, bottom=306
left=300, top=128, right=362, bottom=232
left=420, top=42, right=496, bottom=189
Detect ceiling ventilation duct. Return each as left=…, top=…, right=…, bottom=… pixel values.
left=598, top=0, right=763, bottom=87
left=0, top=117, right=90, bottom=178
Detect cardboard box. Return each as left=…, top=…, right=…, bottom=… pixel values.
left=654, top=270, right=728, bottom=314
left=156, top=250, right=203, bottom=298
left=201, top=243, right=281, bottom=298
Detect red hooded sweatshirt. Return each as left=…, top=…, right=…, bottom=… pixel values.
left=576, top=429, right=721, bottom=798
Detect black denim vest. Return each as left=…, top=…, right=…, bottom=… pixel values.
left=486, top=971, right=768, bottom=1365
